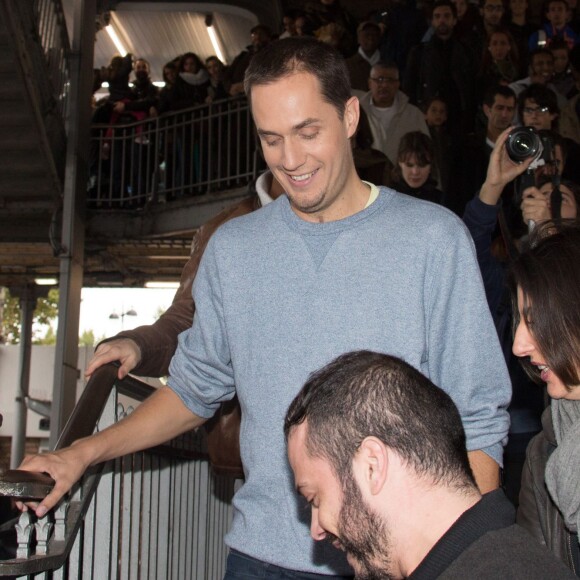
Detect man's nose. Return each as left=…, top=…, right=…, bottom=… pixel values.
left=310, top=508, right=327, bottom=541
left=282, top=139, right=305, bottom=171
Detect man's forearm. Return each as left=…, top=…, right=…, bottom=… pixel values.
left=77, top=386, right=206, bottom=466
left=468, top=450, right=500, bottom=494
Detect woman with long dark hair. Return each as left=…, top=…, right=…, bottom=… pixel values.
left=510, top=224, right=580, bottom=575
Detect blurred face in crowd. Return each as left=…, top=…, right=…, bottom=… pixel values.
left=482, top=0, right=506, bottom=27
left=282, top=16, right=296, bottom=36
left=432, top=6, right=457, bottom=40
left=452, top=0, right=468, bottom=19
left=513, top=286, right=580, bottom=400
left=530, top=52, right=555, bottom=83
left=134, top=59, right=150, bottom=82
left=358, top=26, right=381, bottom=55
left=206, top=57, right=223, bottom=81
left=251, top=28, right=271, bottom=50
left=535, top=144, right=565, bottom=179
left=425, top=99, right=448, bottom=127
left=399, top=155, right=432, bottom=189
left=551, top=47, right=569, bottom=74
left=546, top=0, right=568, bottom=27
left=488, top=32, right=511, bottom=61
left=522, top=99, right=557, bottom=130
left=182, top=56, right=200, bottom=74
left=510, top=0, right=528, bottom=18
left=163, top=65, right=177, bottom=86
left=369, top=65, right=400, bottom=107
left=484, top=94, right=516, bottom=133
left=251, top=71, right=359, bottom=223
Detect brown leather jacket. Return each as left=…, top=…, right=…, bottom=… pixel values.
left=517, top=408, right=579, bottom=575
left=115, top=194, right=262, bottom=377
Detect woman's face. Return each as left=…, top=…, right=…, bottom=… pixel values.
left=206, top=58, right=222, bottom=80
left=399, top=155, right=431, bottom=189
left=513, top=287, right=580, bottom=400
left=182, top=57, right=199, bottom=74
left=164, top=66, right=177, bottom=85
left=452, top=0, right=468, bottom=19
left=537, top=181, right=578, bottom=218
left=488, top=33, right=511, bottom=62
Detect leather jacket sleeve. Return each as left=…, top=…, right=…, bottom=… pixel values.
left=517, top=430, right=550, bottom=548
left=109, top=195, right=261, bottom=377
left=517, top=409, right=577, bottom=573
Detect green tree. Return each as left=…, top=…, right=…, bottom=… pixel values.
left=0, top=288, right=59, bottom=344
left=79, top=329, right=97, bottom=347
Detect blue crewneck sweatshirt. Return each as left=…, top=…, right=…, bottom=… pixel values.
left=168, top=186, right=510, bottom=574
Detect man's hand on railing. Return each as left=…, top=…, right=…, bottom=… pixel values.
left=85, top=338, right=142, bottom=379
left=15, top=440, right=93, bottom=518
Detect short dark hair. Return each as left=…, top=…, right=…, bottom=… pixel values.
left=509, top=223, right=580, bottom=390
left=391, top=131, right=434, bottom=182
left=483, top=84, right=516, bottom=108
left=518, top=83, right=560, bottom=119
left=250, top=24, right=273, bottom=38
left=545, top=0, right=569, bottom=11
left=529, top=48, right=554, bottom=66
left=371, top=60, right=399, bottom=75
left=422, top=96, right=448, bottom=114
left=432, top=0, right=458, bottom=18
left=244, top=37, right=351, bottom=119
left=285, top=351, right=476, bottom=491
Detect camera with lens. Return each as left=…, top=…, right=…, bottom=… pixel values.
left=505, top=126, right=545, bottom=165
left=506, top=126, right=559, bottom=192
left=506, top=127, right=563, bottom=228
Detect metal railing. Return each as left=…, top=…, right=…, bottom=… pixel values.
left=88, top=97, right=261, bottom=209
left=0, top=364, right=235, bottom=579
left=33, top=0, right=71, bottom=123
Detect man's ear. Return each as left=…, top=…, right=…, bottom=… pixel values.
left=483, top=104, right=491, bottom=120
left=344, top=96, right=360, bottom=139
left=353, top=436, right=388, bottom=496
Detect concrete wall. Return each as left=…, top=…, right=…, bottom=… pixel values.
left=0, top=344, right=93, bottom=440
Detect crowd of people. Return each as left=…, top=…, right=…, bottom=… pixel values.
left=89, top=0, right=580, bottom=212
left=12, top=1, right=580, bottom=578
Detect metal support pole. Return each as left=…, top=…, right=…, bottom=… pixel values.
left=50, top=0, right=97, bottom=449
left=10, top=286, right=39, bottom=468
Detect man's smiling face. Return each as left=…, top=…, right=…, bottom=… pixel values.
left=251, top=71, right=359, bottom=223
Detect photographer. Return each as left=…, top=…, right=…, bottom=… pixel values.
left=463, top=126, right=580, bottom=504
left=521, top=178, right=579, bottom=226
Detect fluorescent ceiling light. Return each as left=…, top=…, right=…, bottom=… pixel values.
left=145, top=281, right=180, bottom=289
left=35, top=277, right=58, bottom=286
left=106, top=24, right=127, bottom=57
left=207, top=25, right=226, bottom=64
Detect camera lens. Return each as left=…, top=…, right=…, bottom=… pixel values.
left=505, top=127, right=543, bottom=163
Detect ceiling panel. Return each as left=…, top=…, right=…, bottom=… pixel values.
left=94, top=2, right=258, bottom=82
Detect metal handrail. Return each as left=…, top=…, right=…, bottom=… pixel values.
left=88, top=95, right=261, bottom=209
left=0, top=364, right=231, bottom=579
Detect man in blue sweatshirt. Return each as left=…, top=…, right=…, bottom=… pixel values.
left=19, top=37, right=510, bottom=579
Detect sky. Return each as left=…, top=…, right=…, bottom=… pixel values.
left=79, top=287, right=177, bottom=342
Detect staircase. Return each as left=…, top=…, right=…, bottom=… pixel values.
left=0, top=0, right=68, bottom=287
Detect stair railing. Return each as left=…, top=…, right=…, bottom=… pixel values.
left=0, top=363, right=235, bottom=579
